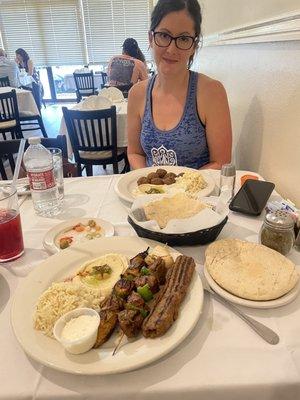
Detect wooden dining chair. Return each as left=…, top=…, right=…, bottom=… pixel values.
left=0, top=89, right=22, bottom=140
left=100, top=72, right=108, bottom=89
left=0, top=135, right=68, bottom=180
left=19, top=83, right=48, bottom=137
left=0, top=76, right=10, bottom=87
left=73, top=71, right=97, bottom=103
left=62, top=106, right=129, bottom=176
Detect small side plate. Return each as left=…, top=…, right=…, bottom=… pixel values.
left=43, top=218, right=115, bottom=254
left=203, top=264, right=300, bottom=309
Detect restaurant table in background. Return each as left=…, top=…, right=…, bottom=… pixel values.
left=0, top=86, right=39, bottom=117
left=59, top=98, right=128, bottom=158
left=1, top=170, right=300, bottom=399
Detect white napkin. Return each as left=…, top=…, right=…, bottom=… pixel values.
left=78, top=95, right=112, bottom=111
left=98, top=87, right=124, bottom=102
left=129, top=194, right=228, bottom=234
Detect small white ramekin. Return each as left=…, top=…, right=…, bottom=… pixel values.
left=53, top=308, right=100, bottom=355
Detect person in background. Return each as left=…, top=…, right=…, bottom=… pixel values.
left=0, top=48, right=20, bottom=87
left=127, top=0, right=232, bottom=170
left=107, top=38, right=148, bottom=86
left=15, top=48, right=39, bottom=83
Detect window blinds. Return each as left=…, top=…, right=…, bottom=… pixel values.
left=0, top=0, right=152, bottom=66
left=0, top=0, right=86, bottom=66
left=79, top=0, right=152, bottom=63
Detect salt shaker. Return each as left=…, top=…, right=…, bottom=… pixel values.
left=219, top=163, right=236, bottom=200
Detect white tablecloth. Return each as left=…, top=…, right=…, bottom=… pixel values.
left=59, top=99, right=128, bottom=158
left=1, top=170, right=300, bottom=399
left=0, top=86, right=39, bottom=116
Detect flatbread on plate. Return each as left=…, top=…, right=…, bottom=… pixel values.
left=205, top=238, right=299, bottom=301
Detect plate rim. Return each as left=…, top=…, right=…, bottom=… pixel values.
left=11, top=236, right=203, bottom=375
left=114, top=166, right=216, bottom=204
left=43, top=217, right=115, bottom=254
left=203, top=263, right=300, bottom=309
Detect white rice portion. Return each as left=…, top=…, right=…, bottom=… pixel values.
left=33, top=281, right=101, bottom=337
left=175, top=171, right=208, bottom=193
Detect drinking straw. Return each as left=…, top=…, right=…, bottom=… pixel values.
left=12, top=138, right=26, bottom=187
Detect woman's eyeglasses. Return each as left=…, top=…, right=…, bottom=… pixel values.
left=152, top=31, right=197, bottom=50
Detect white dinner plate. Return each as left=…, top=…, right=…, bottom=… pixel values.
left=0, top=178, right=30, bottom=196
left=203, top=264, right=300, bottom=309
left=43, top=218, right=115, bottom=254
left=114, top=166, right=216, bottom=204
left=11, top=236, right=203, bottom=375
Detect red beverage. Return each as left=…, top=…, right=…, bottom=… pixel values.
left=0, top=209, right=24, bottom=262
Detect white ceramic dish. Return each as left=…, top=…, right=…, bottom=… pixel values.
left=53, top=308, right=100, bottom=355
left=11, top=236, right=203, bottom=375
left=114, top=166, right=216, bottom=204
left=203, top=264, right=300, bottom=309
left=43, top=218, right=115, bottom=254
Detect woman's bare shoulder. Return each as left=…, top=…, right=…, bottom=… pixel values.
left=198, top=73, right=227, bottom=97
left=130, top=79, right=149, bottom=99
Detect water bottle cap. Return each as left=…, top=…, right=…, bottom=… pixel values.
left=221, top=163, right=236, bottom=177
left=28, top=137, right=41, bottom=145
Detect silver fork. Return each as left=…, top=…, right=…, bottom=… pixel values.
left=203, top=284, right=280, bottom=345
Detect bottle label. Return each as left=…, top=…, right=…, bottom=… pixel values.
left=28, top=169, right=56, bottom=191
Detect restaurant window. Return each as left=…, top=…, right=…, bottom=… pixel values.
left=82, top=0, right=152, bottom=63
left=0, top=0, right=86, bottom=66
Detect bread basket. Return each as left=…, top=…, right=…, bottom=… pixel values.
left=128, top=215, right=228, bottom=246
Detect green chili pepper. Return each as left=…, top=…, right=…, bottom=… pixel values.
left=141, top=266, right=150, bottom=276
left=137, top=284, right=153, bottom=302
left=140, top=309, right=149, bottom=318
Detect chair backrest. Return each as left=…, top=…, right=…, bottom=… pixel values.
left=0, top=135, right=68, bottom=180
left=0, top=76, right=10, bottom=87
left=20, top=82, right=41, bottom=112
left=0, top=89, right=20, bottom=126
left=101, top=72, right=108, bottom=85
left=62, top=106, right=117, bottom=163
left=73, top=71, right=95, bottom=95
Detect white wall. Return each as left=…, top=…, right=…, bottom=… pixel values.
left=200, top=0, right=300, bottom=35
left=194, top=2, right=300, bottom=205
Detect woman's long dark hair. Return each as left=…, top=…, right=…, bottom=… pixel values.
left=150, top=0, right=202, bottom=68
left=15, top=48, right=30, bottom=71
left=122, top=38, right=146, bottom=63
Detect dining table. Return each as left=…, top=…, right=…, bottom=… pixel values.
left=1, top=170, right=300, bottom=400
left=59, top=98, right=128, bottom=159
left=0, top=86, right=39, bottom=116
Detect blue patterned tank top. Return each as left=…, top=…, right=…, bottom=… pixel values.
left=140, top=71, right=209, bottom=169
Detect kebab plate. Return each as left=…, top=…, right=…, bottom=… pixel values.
left=32, top=243, right=196, bottom=356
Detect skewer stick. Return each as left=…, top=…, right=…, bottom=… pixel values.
left=112, top=332, right=125, bottom=356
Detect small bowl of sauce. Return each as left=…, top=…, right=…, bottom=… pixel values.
left=53, top=308, right=100, bottom=354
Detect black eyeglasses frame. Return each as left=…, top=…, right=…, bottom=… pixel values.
left=152, top=31, right=197, bottom=50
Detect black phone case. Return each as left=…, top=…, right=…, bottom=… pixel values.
left=229, top=180, right=275, bottom=216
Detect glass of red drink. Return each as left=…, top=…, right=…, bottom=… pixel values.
left=0, top=185, right=24, bottom=262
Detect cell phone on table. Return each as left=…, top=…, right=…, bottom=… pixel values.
left=229, top=179, right=275, bottom=216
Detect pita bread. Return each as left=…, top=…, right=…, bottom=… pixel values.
left=143, top=193, right=207, bottom=229
left=205, top=239, right=299, bottom=301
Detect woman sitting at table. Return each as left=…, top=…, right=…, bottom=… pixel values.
left=107, top=38, right=148, bottom=87
left=15, top=48, right=39, bottom=83
left=127, top=0, right=232, bottom=170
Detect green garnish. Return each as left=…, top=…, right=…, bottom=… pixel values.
left=141, top=266, right=150, bottom=276
left=145, top=188, right=162, bottom=194
left=137, top=284, right=153, bottom=302
left=91, top=264, right=112, bottom=279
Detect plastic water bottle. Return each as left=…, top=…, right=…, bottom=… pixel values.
left=23, top=137, right=62, bottom=217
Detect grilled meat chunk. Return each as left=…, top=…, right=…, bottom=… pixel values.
left=148, top=257, right=167, bottom=285
left=118, top=309, right=144, bottom=338
left=135, top=275, right=159, bottom=294
left=114, top=278, right=135, bottom=299
left=142, top=255, right=195, bottom=338
left=126, top=291, right=145, bottom=308
left=129, top=248, right=149, bottom=269
left=93, top=294, right=123, bottom=348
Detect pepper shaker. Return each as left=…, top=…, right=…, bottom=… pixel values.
left=219, top=163, right=236, bottom=200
